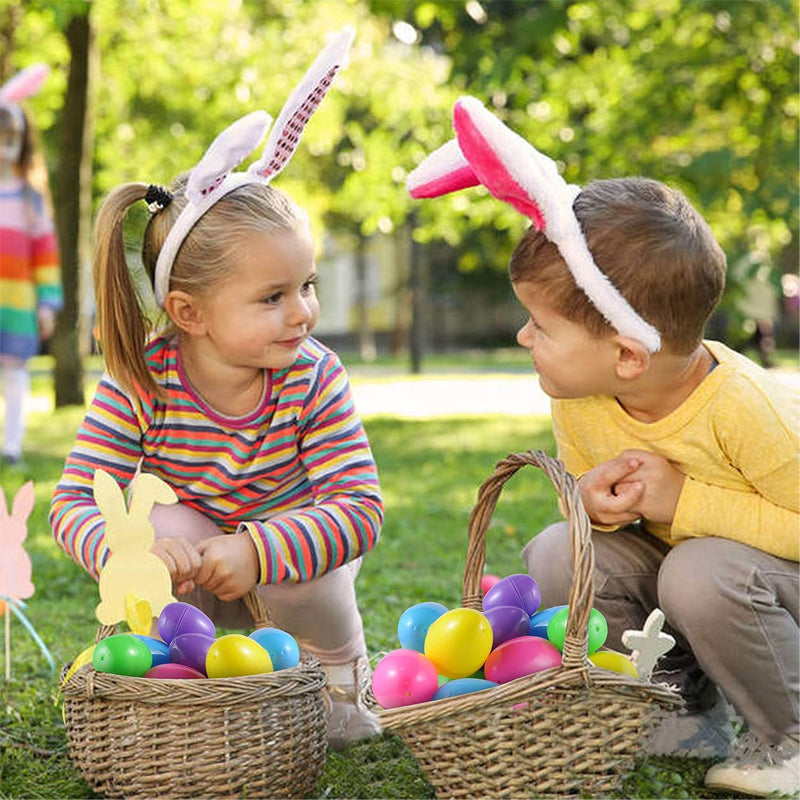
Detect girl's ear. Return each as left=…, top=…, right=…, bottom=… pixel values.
left=613, top=336, right=650, bottom=380
left=164, top=291, right=206, bottom=335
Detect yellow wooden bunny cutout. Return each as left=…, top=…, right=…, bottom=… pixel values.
left=94, top=469, right=178, bottom=626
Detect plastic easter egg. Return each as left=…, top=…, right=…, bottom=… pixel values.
left=132, top=635, right=171, bottom=667
left=248, top=628, right=300, bottom=671
left=144, top=662, right=206, bottom=679
left=528, top=605, right=568, bottom=638
left=432, top=677, right=498, bottom=701
left=481, top=574, right=501, bottom=595
left=93, top=633, right=153, bottom=677
left=589, top=650, right=639, bottom=678
left=482, top=574, right=541, bottom=616
left=484, top=636, right=562, bottom=684
left=371, top=648, right=439, bottom=709
left=484, top=604, right=530, bottom=649
left=157, top=602, right=216, bottom=645
left=169, top=632, right=216, bottom=676
left=206, top=634, right=273, bottom=678
left=546, top=606, right=608, bottom=655
left=397, top=602, right=448, bottom=652
left=424, top=607, right=493, bottom=679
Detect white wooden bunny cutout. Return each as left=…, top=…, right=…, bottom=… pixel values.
left=153, top=26, right=354, bottom=306
left=0, top=481, right=35, bottom=603
left=406, top=96, right=662, bottom=353
left=94, top=469, right=178, bottom=626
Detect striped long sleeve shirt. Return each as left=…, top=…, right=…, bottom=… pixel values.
left=50, top=335, right=383, bottom=584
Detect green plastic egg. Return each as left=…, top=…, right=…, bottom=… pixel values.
left=93, top=633, right=153, bottom=677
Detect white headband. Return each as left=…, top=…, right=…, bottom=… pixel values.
left=153, top=27, right=354, bottom=307
left=406, top=96, right=661, bottom=352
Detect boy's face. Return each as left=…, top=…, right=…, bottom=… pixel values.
left=512, top=280, right=618, bottom=399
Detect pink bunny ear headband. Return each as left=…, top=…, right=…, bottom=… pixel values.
left=406, top=96, right=662, bottom=352
left=153, top=26, right=354, bottom=307
left=0, top=63, right=50, bottom=127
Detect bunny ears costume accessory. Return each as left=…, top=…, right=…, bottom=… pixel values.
left=406, top=96, right=662, bottom=352
left=153, top=26, right=354, bottom=307
left=0, top=63, right=49, bottom=128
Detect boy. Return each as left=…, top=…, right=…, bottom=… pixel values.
left=407, top=96, right=799, bottom=797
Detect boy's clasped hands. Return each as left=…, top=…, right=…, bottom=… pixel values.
left=578, top=449, right=686, bottom=528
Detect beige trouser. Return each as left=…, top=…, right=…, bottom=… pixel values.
left=150, top=504, right=367, bottom=665
left=522, top=522, right=799, bottom=745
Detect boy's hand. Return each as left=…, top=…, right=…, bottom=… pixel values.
left=151, top=537, right=202, bottom=595
left=578, top=456, right=645, bottom=526
left=195, top=533, right=260, bottom=602
left=615, top=449, right=685, bottom=525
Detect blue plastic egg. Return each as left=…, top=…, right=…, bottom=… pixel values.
left=248, top=628, right=300, bottom=671
left=397, top=602, right=448, bottom=652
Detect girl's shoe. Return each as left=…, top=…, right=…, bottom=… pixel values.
left=323, top=657, right=381, bottom=750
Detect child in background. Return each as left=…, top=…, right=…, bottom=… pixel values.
left=407, top=96, right=798, bottom=797
left=0, top=65, right=62, bottom=467
left=50, top=29, right=384, bottom=748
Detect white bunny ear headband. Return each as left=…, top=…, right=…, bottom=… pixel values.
left=406, top=96, right=661, bottom=352
left=0, top=63, right=50, bottom=128
left=152, top=26, right=354, bottom=307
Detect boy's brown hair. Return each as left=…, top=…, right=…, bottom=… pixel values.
left=509, top=177, right=727, bottom=354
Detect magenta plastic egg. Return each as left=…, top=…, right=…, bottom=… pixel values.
left=528, top=605, right=568, bottom=638
left=144, top=662, right=206, bottom=679
left=92, top=634, right=153, bottom=677
left=484, top=605, right=530, bottom=649
left=397, top=602, right=448, bottom=652
left=480, top=574, right=501, bottom=595
left=432, top=677, right=498, bottom=701
left=482, top=574, right=541, bottom=616
left=371, top=649, right=439, bottom=709
left=248, top=628, right=300, bottom=671
left=157, top=602, right=216, bottom=644
left=546, top=606, right=608, bottom=654
left=424, top=608, right=494, bottom=679
left=206, top=634, right=272, bottom=678
left=483, top=636, right=562, bottom=684
left=169, top=633, right=215, bottom=676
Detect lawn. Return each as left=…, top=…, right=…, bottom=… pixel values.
left=0, top=361, right=747, bottom=799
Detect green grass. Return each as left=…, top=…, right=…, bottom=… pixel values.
left=0, top=365, right=758, bottom=799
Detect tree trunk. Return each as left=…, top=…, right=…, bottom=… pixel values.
left=0, top=3, right=23, bottom=82
left=52, top=8, right=96, bottom=407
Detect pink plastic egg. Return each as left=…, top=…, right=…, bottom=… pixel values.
left=157, top=602, right=216, bottom=645
left=484, top=636, right=562, bottom=684
left=371, top=649, right=439, bottom=709
left=144, top=662, right=206, bottom=679
left=482, top=574, right=541, bottom=616
left=480, top=574, right=501, bottom=595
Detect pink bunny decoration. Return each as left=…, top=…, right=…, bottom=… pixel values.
left=0, top=63, right=49, bottom=104
left=153, top=26, right=354, bottom=306
left=0, top=481, right=35, bottom=603
left=406, top=96, right=662, bottom=352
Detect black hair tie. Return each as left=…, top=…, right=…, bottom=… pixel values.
left=145, top=184, right=173, bottom=214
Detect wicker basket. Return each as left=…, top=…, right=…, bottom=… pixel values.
left=61, top=589, right=328, bottom=799
left=363, top=450, right=682, bottom=799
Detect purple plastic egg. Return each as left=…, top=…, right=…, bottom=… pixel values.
left=157, top=602, right=216, bottom=644
left=484, top=605, right=531, bottom=649
left=482, top=574, right=542, bottom=617
left=169, top=632, right=215, bottom=676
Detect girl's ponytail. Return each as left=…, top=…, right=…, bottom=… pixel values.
left=93, top=183, right=163, bottom=399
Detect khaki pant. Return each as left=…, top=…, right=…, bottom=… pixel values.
left=522, top=523, right=799, bottom=745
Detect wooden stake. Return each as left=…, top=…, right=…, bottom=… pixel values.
left=4, top=606, right=9, bottom=681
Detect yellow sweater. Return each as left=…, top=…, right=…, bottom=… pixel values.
left=552, top=341, right=799, bottom=561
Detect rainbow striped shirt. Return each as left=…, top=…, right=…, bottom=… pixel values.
left=0, top=178, right=62, bottom=360
left=50, top=335, right=383, bottom=584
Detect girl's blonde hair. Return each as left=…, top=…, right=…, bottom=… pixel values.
left=93, top=178, right=305, bottom=398
left=509, top=177, right=727, bottom=354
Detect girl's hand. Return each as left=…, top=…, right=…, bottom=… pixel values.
left=36, top=307, right=56, bottom=341
left=195, top=533, right=259, bottom=602
left=151, top=537, right=202, bottom=595
left=578, top=456, right=645, bottom=527
left=615, top=449, right=686, bottom=525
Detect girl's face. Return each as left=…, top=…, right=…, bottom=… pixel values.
left=512, top=280, right=618, bottom=399
left=192, top=225, right=320, bottom=372
left=0, top=106, right=24, bottom=167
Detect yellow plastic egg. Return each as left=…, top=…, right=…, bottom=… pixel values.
left=424, top=607, right=493, bottom=679
left=589, top=650, right=638, bottom=678
left=205, top=634, right=273, bottom=678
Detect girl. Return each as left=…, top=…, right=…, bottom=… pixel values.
left=0, top=64, right=62, bottom=466
left=50, top=29, right=384, bottom=748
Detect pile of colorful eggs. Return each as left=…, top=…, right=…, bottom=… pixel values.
left=89, top=602, right=300, bottom=680
left=372, top=573, right=636, bottom=709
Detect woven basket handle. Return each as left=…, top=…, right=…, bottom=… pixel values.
left=461, top=450, right=595, bottom=670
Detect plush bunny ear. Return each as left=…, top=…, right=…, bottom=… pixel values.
left=406, top=139, right=480, bottom=199
left=249, top=25, right=354, bottom=181
left=0, top=63, right=49, bottom=103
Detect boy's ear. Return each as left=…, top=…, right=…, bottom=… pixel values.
left=613, top=336, right=650, bottom=380
left=163, top=291, right=206, bottom=335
